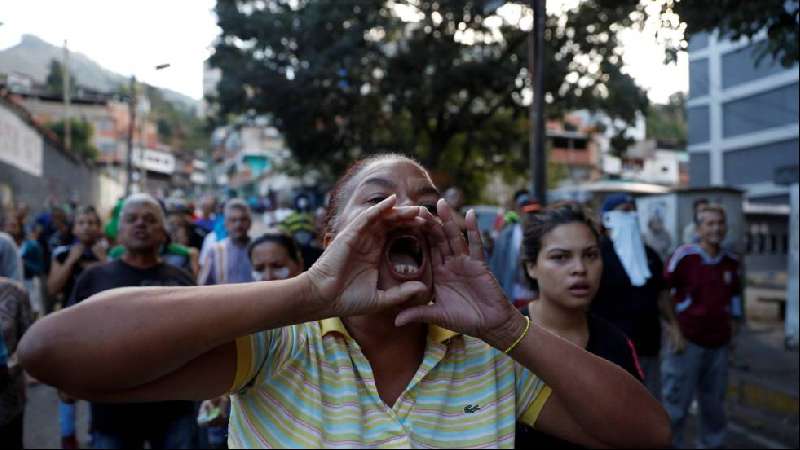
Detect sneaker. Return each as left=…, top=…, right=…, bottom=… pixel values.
left=61, top=435, right=78, bottom=449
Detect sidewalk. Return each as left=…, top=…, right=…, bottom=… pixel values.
left=728, top=318, right=799, bottom=418
left=728, top=293, right=800, bottom=423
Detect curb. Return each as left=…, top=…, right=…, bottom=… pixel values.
left=728, top=377, right=799, bottom=417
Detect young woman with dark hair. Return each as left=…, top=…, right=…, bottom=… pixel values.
left=516, top=202, right=647, bottom=448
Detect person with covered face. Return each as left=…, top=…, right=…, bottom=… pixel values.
left=18, top=155, right=670, bottom=449
left=248, top=231, right=304, bottom=282
left=590, top=194, right=668, bottom=401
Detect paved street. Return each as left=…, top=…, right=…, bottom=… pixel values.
left=24, top=384, right=90, bottom=449
left=22, top=381, right=798, bottom=449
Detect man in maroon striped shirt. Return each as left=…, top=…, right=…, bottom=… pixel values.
left=661, top=204, right=742, bottom=449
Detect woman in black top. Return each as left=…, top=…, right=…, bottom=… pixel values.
left=516, top=202, right=645, bottom=448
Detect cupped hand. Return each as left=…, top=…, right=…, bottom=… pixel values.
left=395, top=199, right=521, bottom=347
left=305, top=195, right=438, bottom=318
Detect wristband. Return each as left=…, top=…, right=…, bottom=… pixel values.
left=504, top=316, right=531, bottom=354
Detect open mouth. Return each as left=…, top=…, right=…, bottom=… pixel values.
left=384, top=233, right=426, bottom=280
left=567, top=281, right=592, bottom=297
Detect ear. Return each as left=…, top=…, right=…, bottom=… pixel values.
left=323, top=232, right=335, bottom=248
left=525, top=261, right=538, bottom=281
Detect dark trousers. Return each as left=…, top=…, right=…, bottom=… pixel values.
left=91, top=414, right=196, bottom=449
left=0, top=413, right=24, bottom=449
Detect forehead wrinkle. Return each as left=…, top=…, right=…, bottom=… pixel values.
left=121, top=204, right=164, bottom=225
left=334, top=157, right=434, bottom=231
left=358, top=177, right=439, bottom=199
left=359, top=177, right=397, bottom=191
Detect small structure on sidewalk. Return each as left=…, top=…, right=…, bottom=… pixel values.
left=787, top=183, right=799, bottom=349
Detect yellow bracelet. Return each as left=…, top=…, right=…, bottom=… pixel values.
left=504, top=316, right=531, bottom=354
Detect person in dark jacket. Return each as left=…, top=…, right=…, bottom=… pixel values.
left=591, top=194, right=667, bottom=401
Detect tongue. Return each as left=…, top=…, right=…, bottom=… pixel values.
left=390, top=253, right=418, bottom=267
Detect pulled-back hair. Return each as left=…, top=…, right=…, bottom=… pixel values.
left=76, top=205, right=102, bottom=224
left=248, top=231, right=303, bottom=264
left=323, top=154, right=428, bottom=236
left=522, top=201, right=601, bottom=265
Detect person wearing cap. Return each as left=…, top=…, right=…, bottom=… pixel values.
left=165, top=200, right=207, bottom=252
left=489, top=190, right=539, bottom=309
left=590, top=193, right=667, bottom=401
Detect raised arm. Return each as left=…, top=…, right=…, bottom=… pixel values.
left=396, top=200, right=671, bottom=448
left=20, top=196, right=435, bottom=402
left=47, top=245, right=82, bottom=297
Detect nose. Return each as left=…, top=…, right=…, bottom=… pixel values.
left=396, top=195, right=414, bottom=207
left=571, top=257, right=588, bottom=275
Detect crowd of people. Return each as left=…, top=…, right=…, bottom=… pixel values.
left=0, top=154, right=743, bottom=449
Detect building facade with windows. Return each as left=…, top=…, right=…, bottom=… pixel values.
left=687, top=31, right=799, bottom=295
left=687, top=31, right=799, bottom=205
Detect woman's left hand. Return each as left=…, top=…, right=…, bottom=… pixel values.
left=395, top=199, right=522, bottom=348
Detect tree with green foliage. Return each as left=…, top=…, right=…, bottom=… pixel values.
left=659, top=0, right=799, bottom=67
left=646, top=92, right=686, bottom=148
left=45, top=59, right=77, bottom=97
left=46, top=118, right=99, bottom=161
left=210, top=0, right=649, bottom=197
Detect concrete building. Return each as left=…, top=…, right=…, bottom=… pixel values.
left=686, top=31, right=799, bottom=204
left=620, top=141, right=689, bottom=187
left=687, top=30, right=799, bottom=305
left=551, top=110, right=688, bottom=187
left=0, top=91, right=123, bottom=216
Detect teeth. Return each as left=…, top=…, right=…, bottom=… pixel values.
left=394, top=264, right=420, bottom=274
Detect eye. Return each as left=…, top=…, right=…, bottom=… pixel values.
left=366, top=195, right=387, bottom=205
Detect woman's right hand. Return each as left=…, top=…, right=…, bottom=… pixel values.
left=666, top=323, right=687, bottom=353
left=305, top=194, right=438, bottom=318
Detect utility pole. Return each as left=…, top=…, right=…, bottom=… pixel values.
left=138, top=94, right=150, bottom=194
left=529, top=0, right=547, bottom=206
left=122, top=63, right=170, bottom=196
left=62, top=41, right=71, bottom=152
left=125, top=76, right=137, bottom=197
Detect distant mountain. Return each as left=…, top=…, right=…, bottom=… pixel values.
left=0, top=34, right=199, bottom=113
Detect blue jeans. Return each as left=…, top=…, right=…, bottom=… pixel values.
left=91, top=414, right=196, bottom=449
left=661, top=340, right=728, bottom=449
left=59, top=401, right=76, bottom=438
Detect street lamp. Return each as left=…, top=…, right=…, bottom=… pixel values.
left=125, top=75, right=137, bottom=197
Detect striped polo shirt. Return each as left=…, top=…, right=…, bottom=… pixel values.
left=228, top=318, right=552, bottom=448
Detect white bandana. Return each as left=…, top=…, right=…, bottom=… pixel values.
left=603, top=211, right=652, bottom=287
